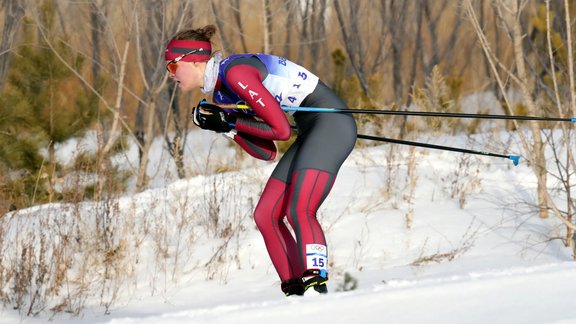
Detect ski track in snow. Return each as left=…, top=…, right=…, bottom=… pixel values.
left=84, top=262, right=576, bottom=324
left=2, top=128, right=576, bottom=324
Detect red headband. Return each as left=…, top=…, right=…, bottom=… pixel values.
left=165, top=39, right=212, bottom=62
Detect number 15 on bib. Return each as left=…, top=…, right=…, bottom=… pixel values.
left=306, top=244, right=327, bottom=270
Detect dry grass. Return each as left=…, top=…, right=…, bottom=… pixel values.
left=0, top=163, right=257, bottom=317
left=411, top=219, right=481, bottom=267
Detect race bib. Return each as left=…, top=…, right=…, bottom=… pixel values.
left=306, top=244, right=327, bottom=270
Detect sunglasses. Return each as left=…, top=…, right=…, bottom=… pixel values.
left=166, top=49, right=200, bottom=74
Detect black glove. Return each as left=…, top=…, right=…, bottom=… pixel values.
left=193, top=100, right=235, bottom=133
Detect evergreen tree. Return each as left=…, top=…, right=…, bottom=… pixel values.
left=0, top=1, right=101, bottom=210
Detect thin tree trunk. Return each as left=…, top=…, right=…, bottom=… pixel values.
left=283, top=1, right=295, bottom=58
left=166, top=82, right=186, bottom=179
left=262, top=0, right=273, bottom=53
left=0, top=0, right=25, bottom=92
left=333, top=0, right=371, bottom=100
left=210, top=0, right=232, bottom=52
left=136, top=96, right=157, bottom=191
left=399, top=0, right=423, bottom=140
left=102, top=41, right=129, bottom=157
left=408, top=0, right=424, bottom=106
left=232, top=0, right=248, bottom=53
left=297, top=0, right=311, bottom=64
left=548, top=0, right=576, bottom=246
left=441, top=3, right=464, bottom=68
left=505, top=1, right=549, bottom=218
left=90, top=1, right=102, bottom=82
left=464, top=0, right=549, bottom=218
left=385, top=0, right=410, bottom=103
left=310, top=0, right=328, bottom=75
left=563, top=0, right=576, bottom=117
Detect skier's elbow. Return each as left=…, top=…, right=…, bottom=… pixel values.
left=275, top=124, right=291, bottom=141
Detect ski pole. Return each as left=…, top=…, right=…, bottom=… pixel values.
left=286, top=123, right=520, bottom=166
left=284, top=107, right=576, bottom=122
left=356, top=134, right=521, bottom=166
left=225, top=103, right=576, bottom=122
left=219, top=101, right=524, bottom=165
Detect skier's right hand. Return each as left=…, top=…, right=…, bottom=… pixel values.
left=193, top=100, right=236, bottom=133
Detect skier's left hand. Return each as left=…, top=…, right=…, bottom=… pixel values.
left=193, top=100, right=235, bottom=133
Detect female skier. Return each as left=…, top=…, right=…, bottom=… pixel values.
left=165, top=25, right=356, bottom=296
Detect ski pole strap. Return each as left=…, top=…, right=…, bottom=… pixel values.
left=357, top=134, right=520, bottom=166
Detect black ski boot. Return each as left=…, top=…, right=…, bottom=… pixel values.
left=302, top=269, right=328, bottom=294
left=281, top=278, right=305, bottom=296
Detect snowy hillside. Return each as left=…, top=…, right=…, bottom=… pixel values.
left=1, top=129, right=575, bottom=324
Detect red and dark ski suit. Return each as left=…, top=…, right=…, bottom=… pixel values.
left=213, top=54, right=356, bottom=282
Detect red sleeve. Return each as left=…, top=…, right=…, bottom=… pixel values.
left=225, top=65, right=291, bottom=141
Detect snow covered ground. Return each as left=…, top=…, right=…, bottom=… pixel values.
left=1, top=129, right=575, bottom=324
